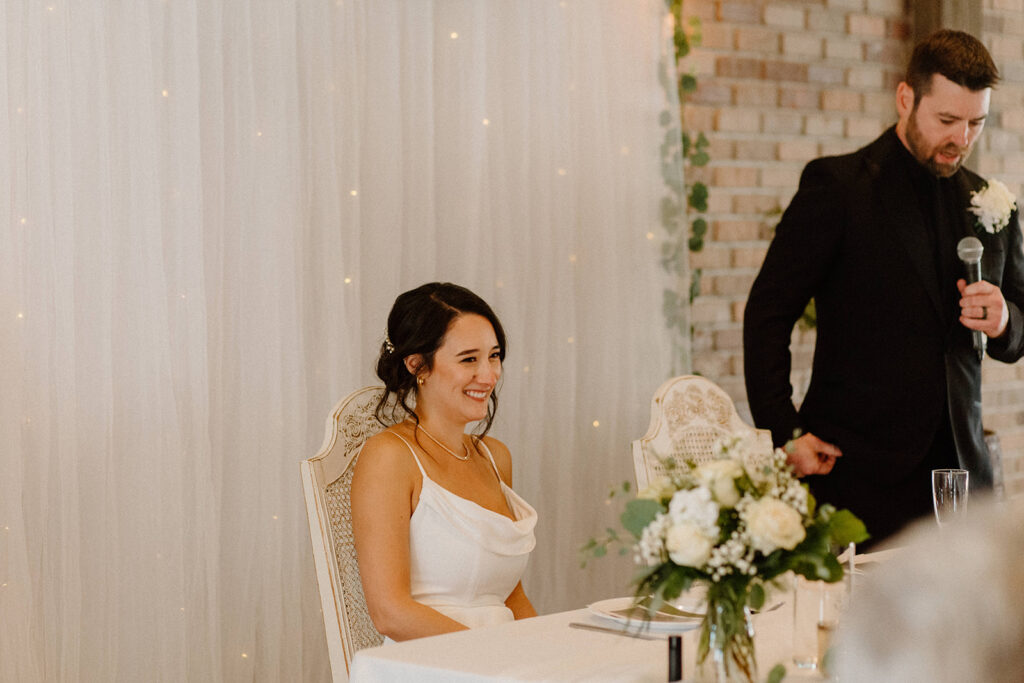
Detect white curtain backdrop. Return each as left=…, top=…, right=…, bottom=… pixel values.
left=1, top=1, right=688, bottom=680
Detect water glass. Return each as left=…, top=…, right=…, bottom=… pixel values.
left=932, top=468, right=969, bottom=527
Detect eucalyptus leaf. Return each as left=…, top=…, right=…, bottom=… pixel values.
left=621, top=498, right=661, bottom=538
left=767, top=663, right=787, bottom=683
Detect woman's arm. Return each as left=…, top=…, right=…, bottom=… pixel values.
left=504, top=581, right=537, bottom=619
left=351, top=432, right=469, bottom=641
left=481, top=437, right=537, bottom=620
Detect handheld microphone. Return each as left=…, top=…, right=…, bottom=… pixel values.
left=957, top=236, right=985, bottom=362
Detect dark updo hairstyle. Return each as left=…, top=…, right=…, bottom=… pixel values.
left=375, top=282, right=507, bottom=438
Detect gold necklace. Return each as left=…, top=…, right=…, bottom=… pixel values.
left=413, top=421, right=471, bottom=461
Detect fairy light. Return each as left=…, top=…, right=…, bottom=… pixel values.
left=343, top=277, right=352, bottom=284
left=482, top=118, right=490, bottom=126
left=646, top=232, right=655, bottom=240
left=523, top=366, right=530, bottom=373
left=557, top=168, right=567, bottom=176
left=568, top=254, right=577, bottom=263
left=161, top=89, right=169, bottom=98
left=592, top=420, right=600, bottom=428
left=349, top=190, right=358, bottom=197
left=567, top=336, right=575, bottom=344
left=20, top=217, right=27, bottom=225
left=450, top=32, right=458, bottom=39
left=256, top=130, right=263, bottom=137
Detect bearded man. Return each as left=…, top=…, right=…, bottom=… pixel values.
left=743, top=30, right=1024, bottom=546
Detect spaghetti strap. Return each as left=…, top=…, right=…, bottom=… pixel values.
left=474, top=439, right=504, bottom=482
left=389, top=432, right=427, bottom=476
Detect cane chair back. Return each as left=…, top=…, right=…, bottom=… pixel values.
left=301, top=386, right=408, bottom=681
left=632, top=375, right=773, bottom=490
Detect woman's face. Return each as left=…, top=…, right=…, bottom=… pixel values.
left=417, top=313, right=502, bottom=425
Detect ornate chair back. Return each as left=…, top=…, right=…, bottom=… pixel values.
left=632, top=375, right=773, bottom=490
left=301, top=386, right=408, bottom=681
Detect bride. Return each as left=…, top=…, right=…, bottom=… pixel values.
left=352, top=282, right=537, bottom=641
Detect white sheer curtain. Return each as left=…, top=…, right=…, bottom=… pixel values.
left=1, top=1, right=687, bottom=680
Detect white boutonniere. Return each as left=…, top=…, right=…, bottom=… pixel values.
left=969, top=178, right=1017, bottom=234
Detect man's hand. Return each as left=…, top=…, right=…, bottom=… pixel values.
left=786, top=432, right=841, bottom=477
left=958, top=278, right=1009, bottom=338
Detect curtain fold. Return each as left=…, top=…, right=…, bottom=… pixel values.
left=1, top=1, right=687, bottom=679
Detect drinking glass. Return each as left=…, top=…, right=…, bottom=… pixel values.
left=932, top=468, right=969, bottom=527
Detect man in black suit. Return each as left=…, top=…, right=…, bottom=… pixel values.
left=743, top=30, right=1024, bottom=545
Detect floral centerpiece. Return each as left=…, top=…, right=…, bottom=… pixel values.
left=621, top=436, right=868, bottom=682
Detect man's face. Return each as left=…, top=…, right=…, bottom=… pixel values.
left=896, top=73, right=990, bottom=177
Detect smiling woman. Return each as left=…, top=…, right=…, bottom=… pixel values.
left=351, top=283, right=538, bottom=642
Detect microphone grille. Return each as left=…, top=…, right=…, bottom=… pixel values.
left=957, top=236, right=983, bottom=263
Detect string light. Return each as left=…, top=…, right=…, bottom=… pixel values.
left=557, top=168, right=567, bottom=176
left=343, top=277, right=352, bottom=284
left=256, top=130, right=263, bottom=137
left=272, top=515, right=278, bottom=520
left=161, top=89, right=169, bottom=98
left=568, top=254, right=577, bottom=263
left=646, top=232, right=655, bottom=240
left=620, top=146, right=630, bottom=155
left=241, top=653, right=248, bottom=659
left=349, top=190, right=358, bottom=197
left=567, top=336, right=575, bottom=344
left=20, top=217, right=27, bottom=225
left=482, top=118, right=490, bottom=126
left=450, top=32, right=459, bottom=39
left=16, top=312, right=24, bottom=319
left=523, top=366, right=530, bottom=373
left=592, top=420, right=600, bottom=428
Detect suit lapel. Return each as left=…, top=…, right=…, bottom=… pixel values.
left=870, top=142, right=946, bottom=320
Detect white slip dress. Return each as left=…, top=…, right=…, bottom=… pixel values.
left=389, top=433, right=537, bottom=633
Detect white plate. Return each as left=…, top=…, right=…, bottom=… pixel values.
left=586, top=597, right=703, bottom=633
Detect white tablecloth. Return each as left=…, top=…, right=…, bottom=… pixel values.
left=350, top=598, right=829, bottom=682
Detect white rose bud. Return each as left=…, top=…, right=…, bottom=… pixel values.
left=638, top=476, right=673, bottom=501
left=745, top=498, right=806, bottom=555
left=695, top=459, right=743, bottom=507
left=665, top=521, right=714, bottom=567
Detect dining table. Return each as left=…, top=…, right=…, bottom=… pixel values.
left=349, top=591, right=830, bottom=682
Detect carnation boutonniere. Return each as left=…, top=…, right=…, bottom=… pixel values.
left=969, top=178, right=1017, bottom=234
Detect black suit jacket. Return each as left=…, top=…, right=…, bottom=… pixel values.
left=743, top=128, right=1024, bottom=535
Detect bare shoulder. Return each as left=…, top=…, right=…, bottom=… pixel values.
left=354, top=428, right=419, bottom=485
left=480, top=435, right=514, bottom=485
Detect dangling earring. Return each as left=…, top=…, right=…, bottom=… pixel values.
left=417, top=376, right=425, bottom=386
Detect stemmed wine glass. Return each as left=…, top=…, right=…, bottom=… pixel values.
left=932, top=468, right=969, bottom=527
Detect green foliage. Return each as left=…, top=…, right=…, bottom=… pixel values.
left=767, top=663, right=787, bottom=683
left=659, top=0, right=710, bottom=313
left=621, top=498, right=662, bottom=538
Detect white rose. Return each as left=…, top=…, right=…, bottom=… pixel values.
left=970, top=178, right=1017, bottom=233
left=667, top=486, right=719, bottom=536
left=695, top=459, right=743, bottom=507
left=745, top=498, right=806, bottom=555
left=665, top=521, right=714, bottom=567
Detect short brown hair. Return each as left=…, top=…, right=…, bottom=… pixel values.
left=905, top=30, right=999, bottom=105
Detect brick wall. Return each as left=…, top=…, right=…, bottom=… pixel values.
left=681, top=0, right=1024, bottom=498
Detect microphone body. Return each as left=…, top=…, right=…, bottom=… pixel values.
left=957, top=236, right=986, bottom=362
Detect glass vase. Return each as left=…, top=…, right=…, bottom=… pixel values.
left=696, top=596, right=757, bottom=683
